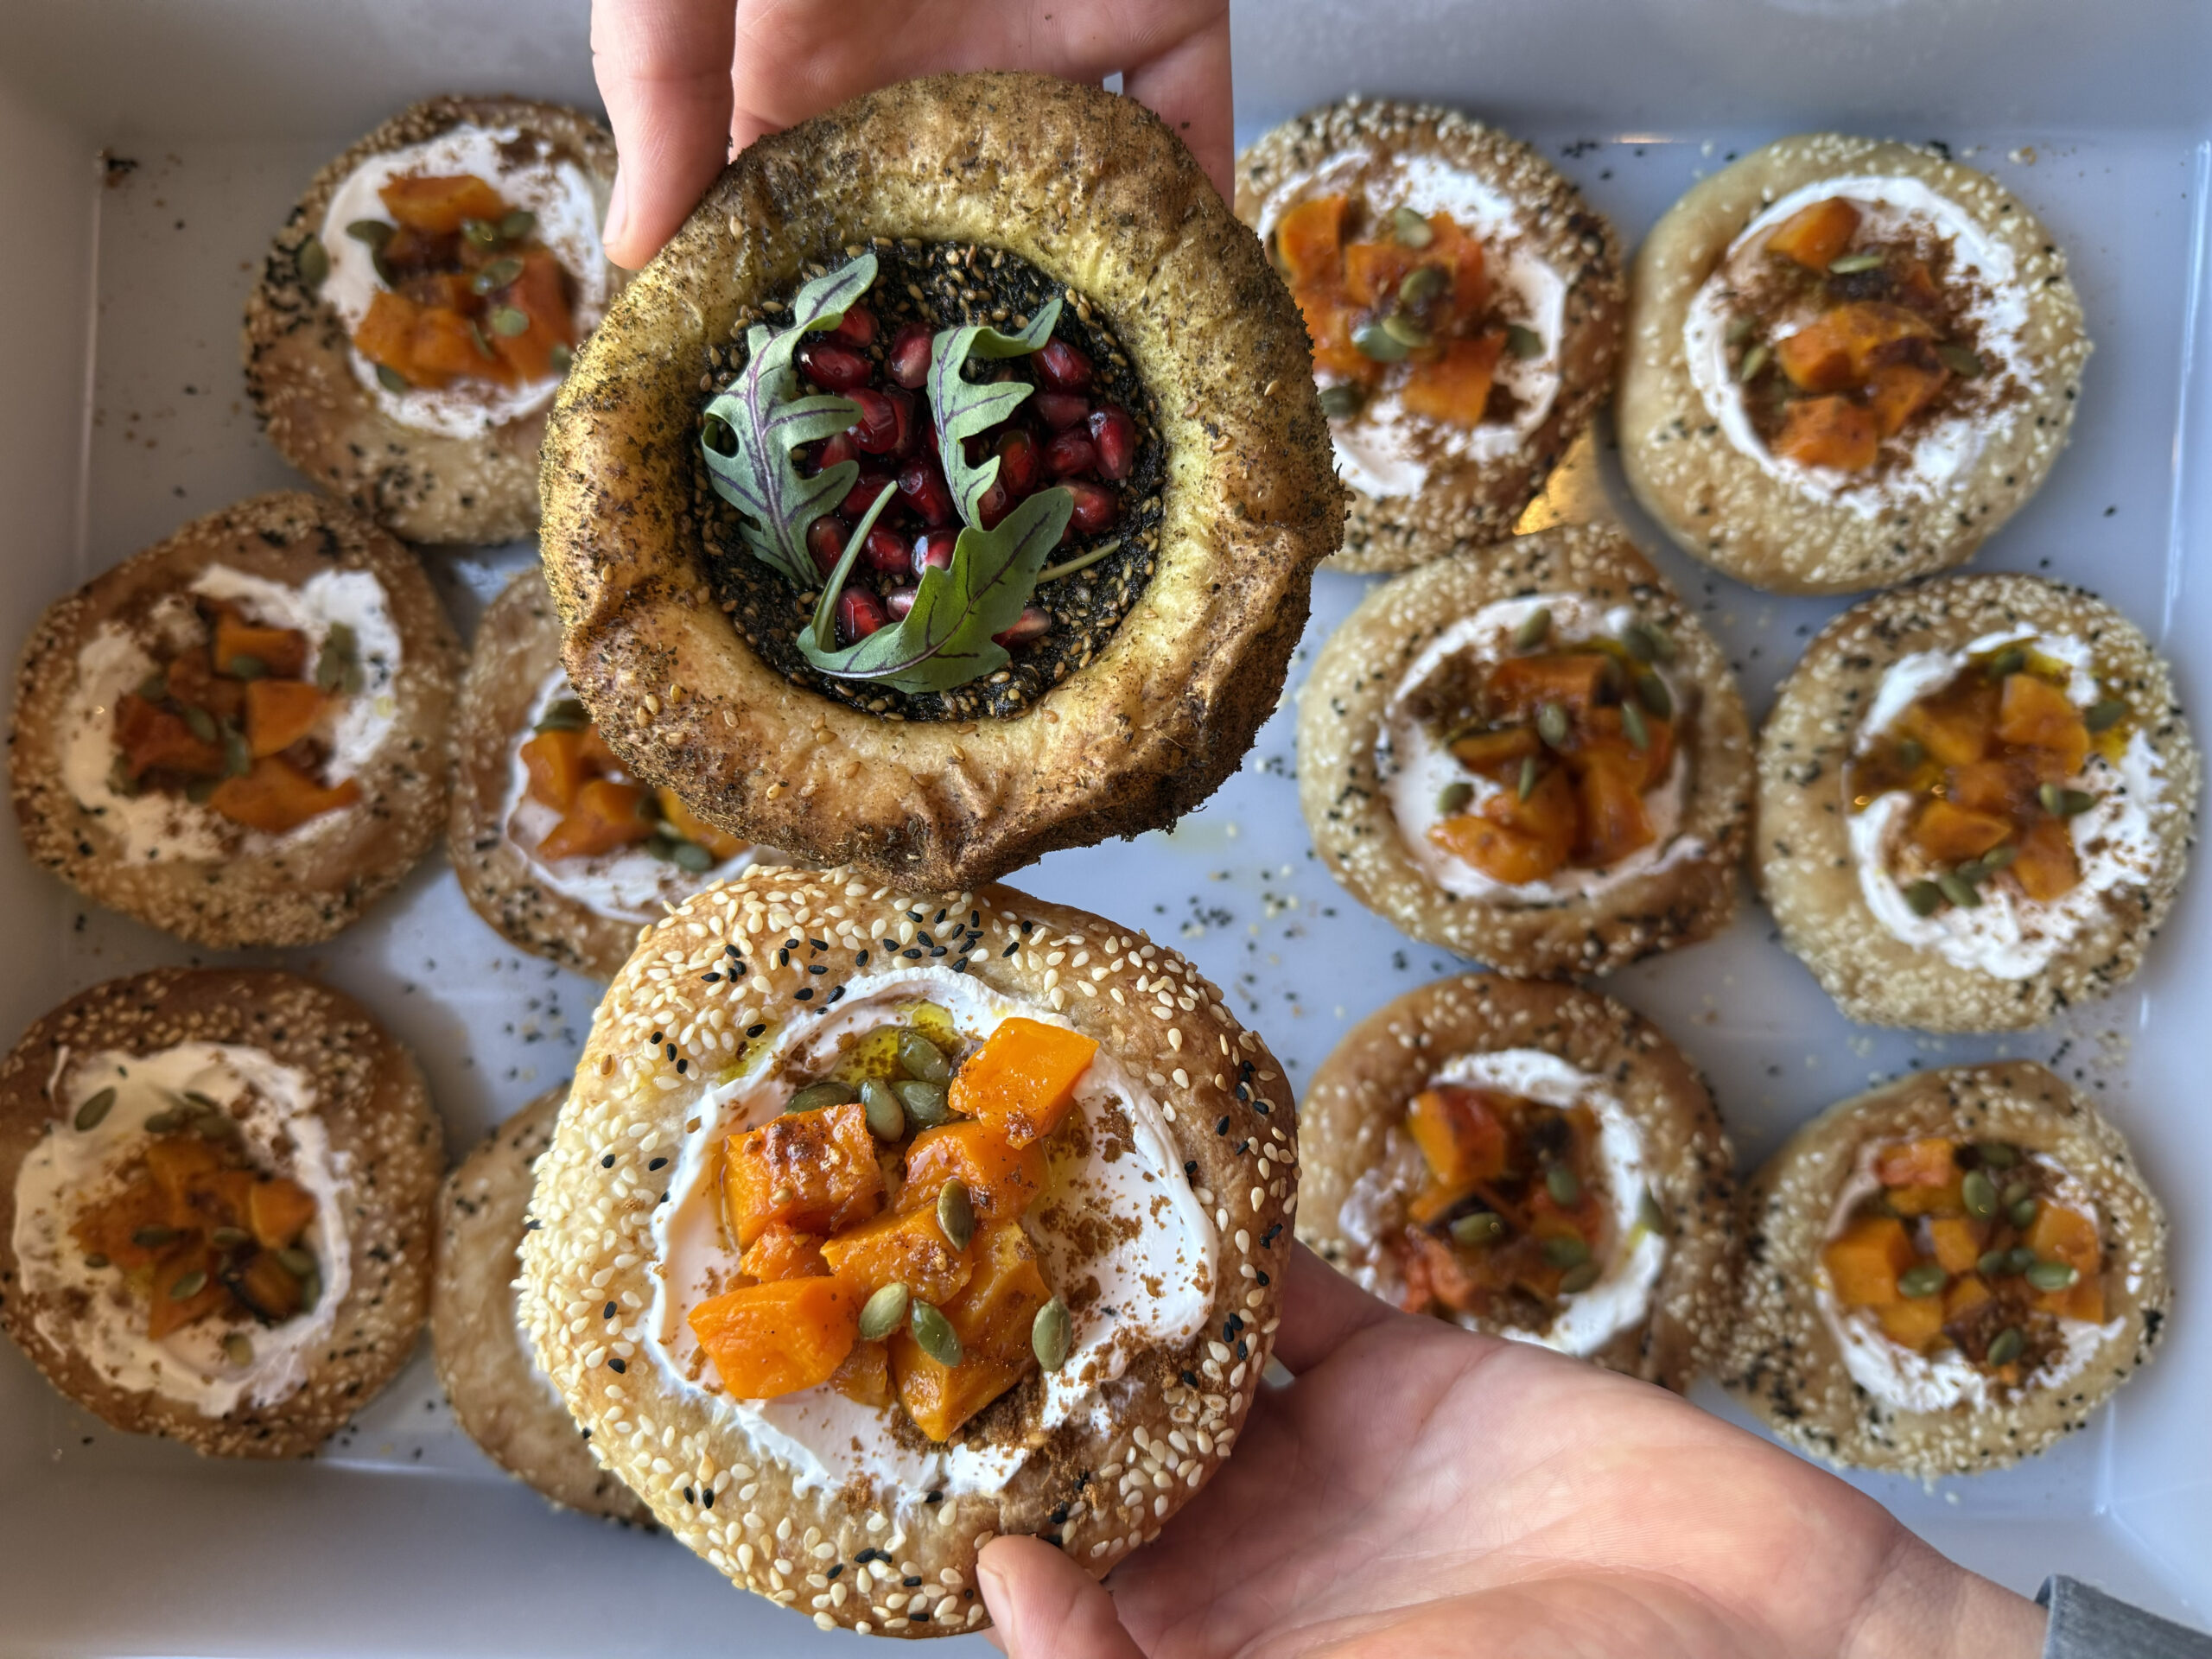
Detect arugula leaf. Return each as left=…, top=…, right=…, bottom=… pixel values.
left=927, top=300, right=1061, bottom=525
left=805, top=481, right=900, bottom=654
left=798, top=486, right=1074, bottom=694
left=699, top=253, right=877, bottom=588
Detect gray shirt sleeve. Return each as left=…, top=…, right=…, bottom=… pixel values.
left=2041, top=1577, right=2212, bottom=1659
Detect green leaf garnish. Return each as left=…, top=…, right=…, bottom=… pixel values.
left=927, top=302, right=1061, bottom=524
left=805, top=481, right=902, bottom=655
left=699, top=254, right=876, bottom=588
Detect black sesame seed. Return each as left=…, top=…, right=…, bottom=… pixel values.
left=524, top=1218, right=542, bottom=1230
left=601, top=1154, right=616, bottom=1168
left=807, top=963, right=827, bottom=974
left=702, top=1489, right=714, bottom=1508
left=747, top=1023, right=766, bottom=1037
left=683, top=1486, right=696, bottom=1503
left=649, top=1157, right=667, bottom=1171
left=925, top=1491, right=942, bottom=1504
left=1236, top=1338, right=1248, bottom=1359
left=908, top=911, right=925, bottom=923
left=702, top=972, right=721, bottom=983
left=1002, top=942, right=1019, bottom=957
left=777, top=949, right=790, bottom=967
left=608, top=1357, right=626, bottom=1373
left=1262, top=1224, right=1282, bottom=1246
left=825, top=1561, right=839, bottom=1578
left=929, top=947, right=946, bottom=957
left=917, top=931, right=935, bottom=947
left=1215, top=1116, right=1230, bottom=1135
left=827, top=985, right=845, bottom=1004
left=1050, top=1506, right=1069, bottom=1525
left=857, top=950, right=870, bottom=966
left=1184, top=1160, right=1197, bottom=1177
left=1255, top=1270, right=1269, bottom=1287
left=1180, top=1370, right=1199, bottom=1388
left=1234, top=1140, right=1249, bottom=1155
left=795, top=988, right=814, bottom=1001
left=810, top=938, right=827, bottom=950
left=904, top=1577, right=923, bottom=1588
left=603, top=1302, right=617, bottom=1319
left=676, top=1058, right=689, bottom=1073
left=664, top=1044, right=677, bottom=1061
left=724, top=945, right=741, bottom=960
left=649, top=1031, right=663, bottom=1044
left=903, top=950, right=922, bottom=960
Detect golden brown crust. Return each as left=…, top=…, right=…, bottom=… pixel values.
left=242, top=96, right=618, bottom=545
left=1236, top=97, right=1624, bottom=573
left=1298, top=522, right=1751, bottom=976
left=0, top=969, right=441, bottom=1458
left=1298, top=976, right=1736, bottom=1390
left=518, top=867, right=1297, bottom=1636
left=431, top=1088, right=652, bottom=1522
left=537, top=72, right=1345, bottom=892
left=9, top=492, right=461, bottom=948
left=1619, top=134, right=2089, bottom=594
left=1724, top=1062, right=2169, bottom=1477
left=1755, top=573, right=2198, bottom=1031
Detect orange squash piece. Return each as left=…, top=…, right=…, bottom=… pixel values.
left=1995, top=674, right=2091, bottom=775
left=2012, top=815, right=2081, bottom=903
left=1929, top=1215, right=1988, bottom=1274
left=1395, top=1224, right=1486, bottom=1313
left=1405, top=1086, right=1510, bottom=1194
left=147, top=1245, right=228, bottom=1339
left=1764, top=197, right=1862, bottom=270
left=721, top=1102, right=883, bottom=1248
left=1822, top=1215, right=1916, bottom=1306
left=1897, top=688, right=1997, bottom=768
left=1875, top=1138, right=1958, bottom=1189
left=1275, top=195, right=1348, bottom=289
left=1878, top=1293, right=1946, bottom=1351
left=1573, top=755, right=1656, bottom=866
left=654, top=789, right=747, bottom=861
left=488, top=248, right=576, bottom=383
left=412, top=303, right=512, bottom=386
left=830, top=1338, right=893, bottom=1408
left=1342, top=240, right=1425, bottom=309
left=232, top=1249, right=307, bottom=1322
left=144, top=1135, right=226, bottom=1207
left=740, top=1221, right=830, bottom=1284
left=353, top=289, right=429, bottom=384
left=1430, top=815, right=1561, bottom=886
left=213, top=613, right=309, bottom=680
left=947, top=1017, right=1099, bottom=1148
left=520, top=728, right=589, bottom=814
left=1946, top=757, right=2031, bottom=817
left=378, top=172, right=509, bottom=234
left=901, top=1121, right=1048, bottom=1224
left=1402, top=333, right=1506, bottom=426
left=1913, top=798, right=2013, bottom=863
left=209, top=755, right=360, bottom=835
left=114, top=693, right=226, bottom=780
left=689, top=1275, right=858, bottom=1400
left=247, top=1178, right=317, bottom=1250
left=1434, top=216, right=1491, bottom=324
left=244, top=679, right=326, bottom=759
left=1773, top=396, right=1880, bottom=472
left=537, top=779, right=653, bottom=861
left=1943, top=1272, right=1994, bottom=1321
left=1484, top=761, right=1578, bottom=846
left=1484, top=652, right=1612, bottom=720
left=1867, top=361, right=1948, bottom=437
left=1448, top=727, right=1541, bottom=775
left=1296, top=289, right=1371, bottom=382
left=2026, top=1203, right=2103, bottom=1320
left=888, top=1220, right=1051, bottom=1442
left=820, top=1203, right=974, bottom=1306
left=71, top=1179, right=175, bottom=1272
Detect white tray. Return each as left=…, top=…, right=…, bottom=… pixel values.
left=1, top=0, right=2206, bottom=1649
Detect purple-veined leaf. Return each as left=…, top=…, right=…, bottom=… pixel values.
left=927, top=301, right=1061, bottom=526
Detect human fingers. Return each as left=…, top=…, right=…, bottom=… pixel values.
left=977, top=1535, right=1147, bottom=1659
left=1121, top=10, right=1235, bottom=200
left=590, top=0, right=737, bottom=268
left=1268, top=1241, right=1400, bottom=1374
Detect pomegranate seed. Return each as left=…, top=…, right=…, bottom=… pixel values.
left=836, top=588, right=888, bottom=644
left=884, top=387, right=919, bottom=457
left=912, top=528, right=958, bottom=576
left=1033, top=391, right=1090, bottom=431
left=995, top=429, right=1039, bottom=496
left=847, top=389, right=903, bottom=454
left=1065, top=480, right=1118, bottom=534
left=799, top=339, right=871, bottom=392
left=976, top=480, right=1012, bottom=531
left=885, top=586, right=918, bottom=620
left=993, top=607, right=1051, bottom=647
left=1045, top=430, right=1096, bottom=478
left=1034, top=338, right=1094, bottom=392
left=817, top=431, right=857, bottom=472
left=830, top=305, right=876, bottom=348
left=842, top=469, right=896, bottom=519
left=806, top=516, right=849, bottom=578
left=1088, top=404, right=1136, bottom=480
left=897, top=457, right=955, bottom=525
left=861, top=526, right=911, bottom=575
left=887, top=323, right=934, bottom=390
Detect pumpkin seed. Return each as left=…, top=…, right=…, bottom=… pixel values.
left=2085, top=697, right=2127, bottom=733
left=937, top=1180, right=976, bottom=1251
left=669, top=840, right=714, bottom=873
left=181, top=705, right=218, bottom=743
left=185, top=779, right=219, bottom=804
left=1986, top=1326, right=2024, bottom=1366
left=491, top=306, right=531, bottom=337
left=1725, top=314, right=1754, bottom=346
left=296, top=1271, right=321, bottom=1311
left=1541, top=1235, right=1591, bottom=1269
left=1633, top=671, right=1673, bottom=719
left=344, top=219, right=393, bottom=249
left=1902, top=880, right=1942, bottom=917
left=1985, top=645, right=2027, bottom=679
left=1316, top=381, right=1366, bottom=418
left=1998, top=1178, right=2030, bottom=1206
left=909, top=1301, right=963, bottom=1368
left=132, top=1224, right=180, bottom=1249
left=168, top=1268, right=208, bottom=1301
left=1979, top=1142, right=2021, bottom=1171
left=1511, top=607, right=1553, bottom=651
left=1536, top=701, right=1569, bottom=749
left=315, top=622, right=362, bottom=695
left=222, top=725, right=251, bottom=779
left=1545, top=1163, right=1582, bottom=1205
left=895, top=1078, right=952, bottom=1128
left=1380, top=312, right=1431, bottom=349
left=1558, top=1260, right=1601, bottom=1294
left=1352, top=321, right=1410, bottom=363
left=1436, top=780, right=1473, bottom=816
left=137, top=668, right=168, bottom=702
left=2006, top=1246, right=2038, bottom=1274
left=641, top=834, right=680, bottom=866
left=535, top=698, right=590, bottom=734
left=1738, top=342, right=1770, bottom=382
left=222, top=1332, right=255, bottom=1367
left=142, top=1112, right=181, bottom=1135
left=1827, top=250, right=1886, bottom=274
left=860, top=1077, right=905, bottom=1141
left=896, top=1029, right=950, bottom=1083
left=787, top=1079, right=857, bottom=1115
left=1936, top=872, right=1982, bottom=910
left=1895, top=737, right=1926, bottom=771
left=1399, top=264, right=1447, bottom=308
left=375, top=363, right=410, bottom=394
left=1620, top=700, right=1651, bottom=753
left=499, top=208, right=537, bottom=241
left=73, top=1087, right=117, bottom=1132
left=1033, top=1297, right=1072, bottom=1370
left=1637, top=1188, right=1669, bottom=1236
left=1516, top=754, right=1538, bottom=802
left=550, top=343, right=574, bottom=375
left=1389, top=207, right=1433, bottom=247
left=472, top=256, right=524, bottom=295
left=1504, top=322, right=1544, bottom=360
left=2010, top=1198, right=2039, bottom=1230
left=467, top=317, right=496, bottom=359
left=1897, top=1262, right=1948, bottom=1299
left=84, top=1254, right=110, bottom=1270
left=2025, top=1259, right=2078, bottom=1292
left=1628, top=620, right=1677, bottom=664
left=858, top=1282, right=909, bottom=1341
left=1971, top=842, right=2018, bottom=878
left=210, top=1226, right=251, bottom=1249
left=296, top=235, right=329, bottom=289
left=1937, top=344, right=1985, bottom=378
left=461, top=218, right=501, bottom=249
left=1961, top=1168, right=1998, bottom=1219
left=2038, top=783, right=2094, bottom=817
left=224, top=652, right=270, bottom=682
left=276, top=1248, right=316, bottom=1278
left=1977, top=1248, right=2010, bottom=1277
left=1450, top=1210, right=1505, bottom=1245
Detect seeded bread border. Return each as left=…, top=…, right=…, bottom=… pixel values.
left=1725, top=1061, right=2169, bottom=1478
left=0, top=969, right=442, bottom=1459
left=1298, top=521, right=1752, bottom=976
left=517, top=867, right=1297, bottom=1638
left=1754, top=571, right=2198, bottom=1031
left=1618, top=133, right=2090, bottom=595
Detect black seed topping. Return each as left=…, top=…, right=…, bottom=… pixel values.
left=649, top=1157, right=668, bottom=1171
left=608, top=1357, right=626, bottom=1373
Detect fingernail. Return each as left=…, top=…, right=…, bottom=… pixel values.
left=601, top=169, right=629, bottom=253
left=976, top=1555, right=1019, bottom=1654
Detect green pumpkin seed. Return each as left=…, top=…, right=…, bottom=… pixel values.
left=2025, top=1259, right=2078, bottom=1292
left=1896, top=737, right=1927, bottom=772
left=1986, top=1326, right=2024, bottom=1366
left=1937, top=344, right=1985, bottom=378
left=1738, top=342, right=1770, bottom=382
left=222, top=1332, right=255, bottom=1366
left=499, top=208, right=537, bottom=241
left=465, top=317, right=496, bottom=359
left=895, top=1078, right=952, bottom=1129
left=375, top=363, right=410, bottom=394
left=1633, top=671, right=1673, bottom=720
left=168, top=1268, right=208, bottom=1301
left=84, top=1254, right=110, bottom=1270
left=472, top=256, right=524, bottom=296
left=895, top=1030, right=950, bottom=1084
left=1398, top=264, right=1448, bottom=308
left=1352, top=321, right=1411, bottom=363
left=1536, top=701, right=1570, bottom=749
left=1827, top=250, right=1886, bottom=274
left=344, top=219, right=393, bottom=249
left=1620, top=700, right=1650, bottom=753
left=2010, top=1198, right=2039, bottom=1230
left=1032, top=1296, right=1072, bottom=1370
left=276, top=1247, right=316, bottom=1278
left=1541, top=1235, right=1590, bottom=1269
left=462, top=218, right=501, bottom=249
left=137, top=668, right=168, bottom=702
left=1450, top=1210, right=1505, bottom=1245
left=909, top=1301, right=963, bottom=1368
left=669, top=840, right=715, bottom=874
left=73, top=1087, right=117, bottom=1132
left=185, top=779, right=219, bottom=804
left=221, top=725, right=251, bottom=780
left=1904, top=880, right=1944, bottom=917
left=2085, top=697, right=2127, bottom=733
left=296, top=1271, right=321, bottom=1312
left=224, top=652, right=269, bottom=682
left=142, top=1112, right=181, bottom=1135
left=1436, top=780, right=1473, bottom=816
left=1725, top=314, right=1754, bottom=346
left=1980, top=1143, right=2021, bottom=1171
left=936, top=1180, right=976, bottom=1251
left=2006, top=1246, right=2039, bottom=1274
left=550, top=342, right=574, bottom=375
left=210, top=1226, right=251, bottom=1249
left=132, top=1224, right=180, bottom=1249
left=860, top=1077, right=904, bottom=1141
left=296, top=235, right=329, bottom=289
left=1977, top=1248, right=2010, bottom=1277
left=1316, top=381, right=1365, bottom=419
left=787, top=1079, right=857, bottom=1115
left=1985, top=645, right=2027, bottom=680
left=1511, top=607, right=1553, bottom=651
left=1897, top=1262, right=1948, bottom=1299
left=1999, top=1177, right=2031, bottom=1205
left=1637, top=1189, right=1669, bottom=1236
left=491, top=306, right=531, bottom=338
left=535, top=699, right=590, bottom=734
left=1504, top=323, right=1545, bottom=360
left=2038, top=784, right=2094, bottom=817
left=641, top=834, right=680, bottom=866
left=858, top=1281, right=909, bottom=1341
left=1961, top=1169, right=1998, bottom=1219
left=181, top=705, right=218, bottom=744
left=1557, top=1260, right=1601, bottom=1294
left=1389, top=207, right=1433, bottom=248
left=1936, top=872, right=1982, bottom=910
left=1544, top=1164, right=1582, bottom=1205
left=1380, top=312, right=1431, bottom=349
left=315, top=622, right=362, bottom=695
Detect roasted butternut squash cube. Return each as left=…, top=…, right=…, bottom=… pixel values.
left=820, top=1204, right=973, bottom=1306
left=1275, top=194, right=1348, bottom=289
left=1943, top=1272, right=1994, bottom=1321
left=1448, top=726, right=1541, bottom=776
left=1774, top=318, right=1861, bottom=394
left=740, top=1221, right=830, bottom=1284
left=213, top=612, right=310, bottom=680
left=353, top=290, right=425, bottom=383
left=1878, top=1292, right=1946, bottom=1351
left=2012, top=815, right=2081, bottom=903
left=902, top=1122, right=1048, bottom=1224
left=1773, top=396, right=1879, bottom=472
left=148, top=1245, right=227, bottom=1339
left=1405, top=1086, right=1510, bottom=1193
left=1436, top=215, right=1491, bottom=323
left=2044, top=1274, right=2106, bottom=1324
left=412, top=303, right=512, bottom=386
left=232, top=1249, right=307, bottom=1323
left=1395, top=1224, right=1486, bottom=1313
left=1876, top=1137, right=1959, bottom=1190
left=520, top=728, right=588, bottom=813
left=948, top=1018, right=1099, bottom=1148
left=1946, top=757, right=2030, bottom=817
left=689, top=1275, right=858, bottom=1400
left=1573, top=754, right=1656, bottom=867
left=830, top=1338, right=893, bottom=1408
left=1995, top=674, right=2091, bottom=775
left=2026, top=1202, right=2101, bottom=1278
left=244, top=679, right=326, bottom=759
left=1867, top=361, right=1948, bottom=437
left=1430, top=815, right=1562, bottom=886
left=115, top=694, right=226, bottom=780
left=888, top=1221, right=1051, bottom=1442
left=378, top=172, right=509, bottom=233
left=209, top=755, right=361, bottom=835
left=537, top=779, right=653, bottom=860
left=1484, top=652, right=1611, bottom=720
left=1297, top=289, right=1372, bottom=382
left=1484, top=760, right=1579, bottom=848
left=1342, top=240, right=1423, bottom=308
left=70, top=1179, right=174, bottom=1272
left=1822, top=1215, right=1916, bottom=1306
left=1897, top=689, right=1997, bottom=768
left=1913, top=798, right=2013, bottom=863
left=489, top=249, right=575, bottom=383
left=247, top=1178, right=317, bottom=1250
left=653, top=789, right=746, bottom=860
left=1402, top=333, right=1506, bottom=427
left=721, top=1102, right=884, bottom=1248
left=1764, top=196, right=1862, bottom=270
left=144, top=1135, right=226, bottom=1209
left=1929, top=1215, right=1988, bottom=1274
left=1580, top=707, right=1677, bottom=791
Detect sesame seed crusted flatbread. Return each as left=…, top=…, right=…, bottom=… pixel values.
left=0, top=969, right=441, bottom=1459
left=1298, top=521, right=1751, bottom=976
left=518, top=867, right=1296, bottom=1637
left=1299, top=976, right=1737, bottom=1391
left=1619, top=133, right=2089, bottom=595
left=1725, top=1061, right=2169, bottom=1478
left=1755, top=572, right=2197, bottom=1031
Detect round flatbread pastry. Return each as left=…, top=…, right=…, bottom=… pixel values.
left=539, top=71, right=1344, bottom=891
left=1300, top=521, right=1751, bottom=976
left=449, top=567, right=773, bottom=979
left=1757, top=572, right=2197, bottom=1032
left=0, top=969, right=441, bottom=1459
left=1619, top=134, right=2089, bottom=594
left=1299, top=976, right=1735, bottom=1391
left=10, top=491, right=461, bottom=948
left=244, top=95, right=620, bottom=545
left=518, top=868, right=1296, bottom=1637
left=1726, top=1061, right=2169, bottom=1478
left=431, top=1088, right=651, bottom=1521
left=1237, top=96, right=1624, bottom=572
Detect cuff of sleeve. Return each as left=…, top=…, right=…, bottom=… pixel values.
left=2038, top=1576, right=2212, bottom=1659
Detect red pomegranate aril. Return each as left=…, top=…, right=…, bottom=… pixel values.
left=1034, top=337, right=1094, bottom=392
left=976, top=480, right=1012, bottom=531
left=897, top=457, right=955, bottom=525
left=836, top=588, right=888, bottom=645
left=830, top=305, right=877, bottom=348
left=995, top=429, right=1039, bottom=496
left=887, top=323, right=934, bottom=390
left=1088, top=404, right=1136, bottom=480
left=816, top=431, right=858, bottom=473
left=1065, top=480, right=1119, bottom=534
left=842, top=469, right=897, bottom=519
left=805, top=516, right=849, bottom=578
left=993, top=607, right=1051, bottom=647
left=1044, top=430, right=1096, bottom=478
left=848, top=389, right=904, bottom=455
left=885, top=585, right=918, bottom=620
left=912, top=528, right=958, bottom=576
left=1033, top=391, right=1090, bottom=431
left=861, top=526, right=911, bottom=576
left=799, top=339, right=872, bottom=392
left=884, top=386, right=919, bottom=457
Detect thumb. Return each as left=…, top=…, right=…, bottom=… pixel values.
left=977, top=1535, right=1146, bottom=1659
